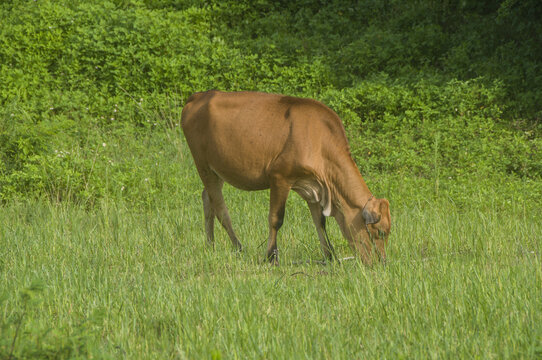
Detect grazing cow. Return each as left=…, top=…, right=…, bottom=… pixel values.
left=181, top=90, right=390, bottom=265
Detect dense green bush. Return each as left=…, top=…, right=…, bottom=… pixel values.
left=324, top=78, right=540, bottom=179
left=0, top=0, right=540, bottom=204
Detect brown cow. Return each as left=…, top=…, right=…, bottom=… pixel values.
left=181, top=90, right=390, bottom=265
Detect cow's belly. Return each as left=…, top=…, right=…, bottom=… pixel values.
left=209, top=161, right=270, bottom=191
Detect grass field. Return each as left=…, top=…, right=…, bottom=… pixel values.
left=1, top=0, right=541, bottom=357
left=1, top=134, right=541, bottom=359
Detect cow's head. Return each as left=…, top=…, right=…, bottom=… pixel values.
left=361, top=197, right=391, bottom=263
left=335, top=196, right=391, bottom=265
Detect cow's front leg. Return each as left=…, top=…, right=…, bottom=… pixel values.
left=266, top=182, right=291, bottom=265
left=307, top=202, right=338, bottom=262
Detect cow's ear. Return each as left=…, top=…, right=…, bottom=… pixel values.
left=362, top=200, right=381, bottom=225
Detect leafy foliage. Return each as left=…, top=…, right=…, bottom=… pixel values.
left=0, top=0, right=540, bottom=203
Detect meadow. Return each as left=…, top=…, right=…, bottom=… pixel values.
left=1, top=129, right=541, bottom=359
left=1, top=0, right=541, bottom=358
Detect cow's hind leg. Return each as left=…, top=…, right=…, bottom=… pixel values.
left=202, top=188, right=215, bottom=247
left=201, top=173, right=243, bottom=251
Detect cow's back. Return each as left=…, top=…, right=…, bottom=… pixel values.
left=182, top=91, right=293, bottom=189
left=181, top=90, right=350, bottom=190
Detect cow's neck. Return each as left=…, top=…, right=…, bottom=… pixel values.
left=327, top=157, right=372, bottom=216
left=325, top=157, right=373, bottom=249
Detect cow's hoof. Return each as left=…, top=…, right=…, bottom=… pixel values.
left=266, top=249, right=279, bottom=266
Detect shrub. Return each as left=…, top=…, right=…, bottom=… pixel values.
left=0, top=0, right=540, bottom=203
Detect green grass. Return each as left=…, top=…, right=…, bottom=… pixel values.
left=1, top=137, right=541, bottom=359
left=1, top=0, right=541, bottom=356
